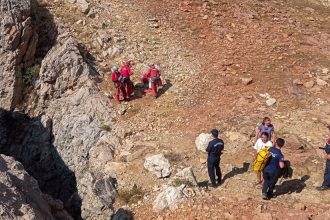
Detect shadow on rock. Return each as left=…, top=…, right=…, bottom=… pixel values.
left=33, top=0, right=58, bottom=59
left=0, top=108, right=81, bottom=219
left=222, top=162, right=250, bottom=183
left=275, top=175, right=310, bottom=196
left=112, top=208, right=134, bottom=220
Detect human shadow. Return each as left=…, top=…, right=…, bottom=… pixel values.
left=275, top=175, right=309, bottom=196
left=0, top=108, right=81, bottom=219
left=222, top=162, right=250, bottom=183
left=131, top=79, right=173, bottom=100
left=157, top=79, right=173, bottom=98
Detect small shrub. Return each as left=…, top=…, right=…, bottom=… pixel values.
left=117, top=184, right=144, bottom=204
left=100, top=124, right=111, bottom=132
left=23, top=64, right=40, bottom=86
left=164, top=152, right=182, bottom=163
left=37, top=0, right=49, bottom=7
left=171, top=179, right=194, bottom=187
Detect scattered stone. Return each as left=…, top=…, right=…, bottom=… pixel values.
left=203, top=15, right=208, bottom=20
left=304, top=80, right=314, bottom=88
left=316, top=78, right=328, bottom=86
left=293, top=203, right=306, bottom=211
left=266, top=98, right=277, bottom=106
left=76, top=0, right=90, bottom=14
left=241, top=77, right=253, bottom=85
left=195, top=133, right=212, bottom=152
left=153, top=185, right=186, bottom=211
left=322, top=68, right=329, bottom=74
left=144, top=154, right=172, bottom=178
left=293, top=79, right=303, bottom=85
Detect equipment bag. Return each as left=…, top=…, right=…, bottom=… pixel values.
left=253, top=146, right=272, bottom=171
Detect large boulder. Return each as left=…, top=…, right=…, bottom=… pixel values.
left=153, top=185, right=186, bottom=211
left=0, top=154, right=72, bottom=220
left=0, top=0, right=38, bottom=110
left=144, top=154, right=172, bottom=178
left=171, top=167, right=198, bottom=186
left=195, top=133, right=212, bottom=152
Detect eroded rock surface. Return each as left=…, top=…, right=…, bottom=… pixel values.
left=0, top=0, right=38, bottom=110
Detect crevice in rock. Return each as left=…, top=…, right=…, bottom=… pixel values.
left=0, top=108, right=82, bottom=219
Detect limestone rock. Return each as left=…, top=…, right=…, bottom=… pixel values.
left=153, top=185, right=186, bottom=211
left=195, top=133, right=212, bottom=152
left=316, top=78, right=328, bottom=86
left=266, top=98, right=277, bottom=106
left=293, top=79, right=303, bottom=85
left=112, top=208, right=134, bottom=220
left=304, top=80, right=314, bottom=88
left=0, top=154, right=72, bottom=220
left=144, top=154, right=172, bottom=178
left=241, top=77, right=253, bottom=85
left=76, top=0, right=90, bottom=14
left=172, top=167, right=198, bottom=186
left=0, top=0, right=38, bottom=110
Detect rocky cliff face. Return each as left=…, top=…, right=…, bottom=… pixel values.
left=0, top=154, right=72, bottom=220
left=0, top=1, right=118, bottom=219
left=0, top=0, right=38, bottom=111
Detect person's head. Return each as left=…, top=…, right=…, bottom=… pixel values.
left=275, top=138, right=285, bottom=148
left=260, top=132, right=269, bottom=143
left=149, top=64, right=155, bottom=69
left=124, top=60, right=131, bottom=67
left=262, top=117, right=271, bottom=126
left=211, top=129, right=219, bottom=138
left=112, top=66, right=119, bottom=72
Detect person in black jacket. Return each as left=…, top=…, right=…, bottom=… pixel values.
left=206, top=129, right=224, bottom=188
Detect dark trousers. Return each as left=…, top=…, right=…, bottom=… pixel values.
left=207, top=157, right=221, bottom=185
left=322, top=159, right=330, bottom=187
left=262, top=171, right=280, bottom=196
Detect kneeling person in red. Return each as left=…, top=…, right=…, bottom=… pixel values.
left=142, top=64, right=163, bottom=98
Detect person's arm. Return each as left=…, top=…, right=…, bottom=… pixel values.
left=253, top=127, right=259, bottom=144
left=326, top=154, right=330, bottom=160
left=206, top=142, right=211, bottom=152
left=271, top=130, right=275, bottom=143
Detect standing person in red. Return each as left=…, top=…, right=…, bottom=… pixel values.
left=111, top=66, right=127, bottom=102
left=142, top=64, right=162, bottom=98
left=120, top=61, right=134, bottom=98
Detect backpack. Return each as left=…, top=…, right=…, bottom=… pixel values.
left=253, top=146, right=272, bottom=171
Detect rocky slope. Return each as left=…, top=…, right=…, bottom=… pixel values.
left=0, top=154, right=72, bottom=220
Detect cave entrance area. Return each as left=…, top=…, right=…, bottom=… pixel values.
left=0, top=108, right=82, bottom=219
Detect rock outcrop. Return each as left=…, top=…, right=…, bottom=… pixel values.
left=0, top=0, right=38, bottom=110
left=144, top=154, right=172, bottom=178
left=0, top=154, right=72, bottom=220
left=153, top=185, right=186, bottom=212
left=195, top=133, right=212, bottom=152
left=0, top=36, right=117, bottom=219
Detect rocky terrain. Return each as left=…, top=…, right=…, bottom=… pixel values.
left=0, top=0, right=330, bottom=219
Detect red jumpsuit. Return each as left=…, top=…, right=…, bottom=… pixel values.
left=111, top=70, right=127, bottom=101
left=120, top=63, right=134, bottom=97
left=143, top=67, right=162, bottom=97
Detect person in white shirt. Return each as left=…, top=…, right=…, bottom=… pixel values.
left=254, top=132, right=273, bottom=185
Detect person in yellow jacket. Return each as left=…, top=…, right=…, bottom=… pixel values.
left=253, top=132, right=273, bottom=185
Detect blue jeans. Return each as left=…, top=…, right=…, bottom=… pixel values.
left=322, top=159, right=330, bottom=187
left=207, top=157, right=221, bottom=185
left=262, top=171, right=280, bottom=196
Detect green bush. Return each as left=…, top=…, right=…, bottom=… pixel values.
left=117, top=184, right=144, bottom=204
left=23, top=64, right=40, bottom=86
